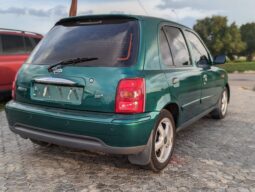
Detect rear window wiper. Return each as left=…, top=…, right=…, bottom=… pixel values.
left=48, top=57, right=98, bottom=72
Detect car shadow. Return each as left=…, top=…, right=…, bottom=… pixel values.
left=29, top=116, right=213, bottom=172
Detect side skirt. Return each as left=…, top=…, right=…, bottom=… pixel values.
left=176, top=106, right=216, bottom=132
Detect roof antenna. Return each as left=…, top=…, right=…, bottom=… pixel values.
left=136, top=0, right=149, bottom=15
left=69, top=0, right=78, bottom=17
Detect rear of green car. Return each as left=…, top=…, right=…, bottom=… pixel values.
left=5, top=15, right=159, bottom=155
left=5, top=14, right=229, bottom=171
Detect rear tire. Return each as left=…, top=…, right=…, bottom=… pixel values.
left=211, top=87, right=228, bottom=119
left=147, top=109, right=176, bottom=172
left=30, top=139, right=52, bottom=147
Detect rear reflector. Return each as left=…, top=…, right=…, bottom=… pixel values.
left=115, top=78, right=145, bottom=114
left=12, top=73, right=18, bottom=100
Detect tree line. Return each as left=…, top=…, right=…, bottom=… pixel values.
left=193, top=16, right=255, bottom=61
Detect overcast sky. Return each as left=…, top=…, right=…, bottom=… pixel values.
left=0, top=0, right=254, bottom=34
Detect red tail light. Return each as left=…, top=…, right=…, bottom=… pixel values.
left=12, top=73, right=18, bottom=100
left=115, top=78, right=145, bottom=114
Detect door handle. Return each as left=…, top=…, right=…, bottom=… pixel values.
left=172, top=77, right=180, bottom=85
left=203, top=74, right=208, bottom=82
left=203, top=74, right=208, bottom=85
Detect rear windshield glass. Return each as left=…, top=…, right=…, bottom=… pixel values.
left=27, top=18, right=139, bottom=67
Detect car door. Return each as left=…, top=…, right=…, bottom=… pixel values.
left=159, top=26, right=203, bottom=124
left=184, top=30, right=222, bottom=111
left=0, top=34, right=29, bottom=91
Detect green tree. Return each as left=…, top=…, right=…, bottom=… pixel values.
left=240, top=23, right=255, bottom=61
left=193, top=16, right=246, bottom=59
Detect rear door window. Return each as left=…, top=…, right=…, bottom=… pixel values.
left=1, top=34, right=25, bottom=54
left=27, top=18, right=139, bottom=67
left=164, top=26, right=191, bottom=67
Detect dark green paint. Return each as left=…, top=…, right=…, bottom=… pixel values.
left=5, top=14, right=228, bottom=148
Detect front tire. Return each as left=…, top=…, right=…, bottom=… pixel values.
left=211, top=87, right=229, bottom=119
left=148, top=109, right=176, bottom=172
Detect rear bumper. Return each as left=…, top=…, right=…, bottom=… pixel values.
left=5, top=101, right=159, bottom=154
left=9, top=124, right=146, bottom=154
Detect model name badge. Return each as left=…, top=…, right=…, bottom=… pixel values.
left=31, top=83, right=83, bottom=105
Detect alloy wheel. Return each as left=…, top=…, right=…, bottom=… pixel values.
left=154, top=118, right=174, bottom=163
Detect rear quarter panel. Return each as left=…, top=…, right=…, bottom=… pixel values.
left=141, top=19, right=173, bottom=113
left=0, top=54, right=28, bottom=91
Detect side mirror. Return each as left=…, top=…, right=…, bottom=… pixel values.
left=198, top=63, right=211, bottom=70
left=214, top=55, right=226, bottom=65
left=197, top=55, right=211, bottom=70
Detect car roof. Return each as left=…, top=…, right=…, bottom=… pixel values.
left=0, top=28, right=43, bottom=38
left=56, top=14, right=192, bottom=31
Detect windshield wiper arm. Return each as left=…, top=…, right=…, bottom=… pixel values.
left=48, top=57, right=98, bottom=72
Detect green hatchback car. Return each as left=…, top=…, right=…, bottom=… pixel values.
left=5, top=15, right=229, bottom=171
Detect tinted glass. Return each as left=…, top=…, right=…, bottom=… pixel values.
left=160, top=29, right=174, bottom=67
left=24, top=37, right=34, bottom=52
left=27, top=19, right=139, bottom=67
left=1, top=34, right=25, bottom=54
left=185, top=31, right=210, bottom=65
left=33, top=38, right=41, bottom=45
left=164, top=27, right=190, bottom=67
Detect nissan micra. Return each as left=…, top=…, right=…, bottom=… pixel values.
left=5, top=15, right=229, bottom=171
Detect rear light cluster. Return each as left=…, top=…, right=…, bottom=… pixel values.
left=115, top=78, right=145, bottom=114
left=12, top=73, right=18, bottom=100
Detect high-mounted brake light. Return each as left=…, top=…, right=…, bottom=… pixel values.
left=12, top=73, right=18, bottom=100
left=115, top=78, right=145, bottom=114
left=117, top=33, right=133, bottom=61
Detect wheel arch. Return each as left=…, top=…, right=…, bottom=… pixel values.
left=162, top=102, right=180, bottom=127
left=225, top=83, right=230, bottom=103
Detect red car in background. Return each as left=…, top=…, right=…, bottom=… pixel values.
left=0, top=28, right=43, bottom=99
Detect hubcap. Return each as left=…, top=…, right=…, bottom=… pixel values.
left=154, top=118, right=173, bottom=163
left=221, top=90, right=228, bottom=115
